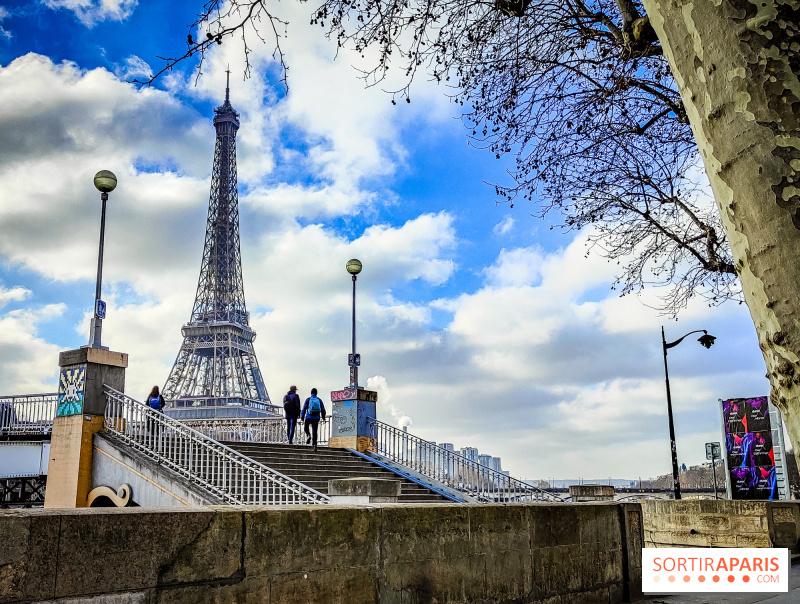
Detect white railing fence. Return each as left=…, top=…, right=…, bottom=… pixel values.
left=369, top=419, right=565, bottom=503
left=0, top=394, right=57, bottom=436
left=103, top=387, right=329, bottom=505
left=181, top=417, right=330, bottom=446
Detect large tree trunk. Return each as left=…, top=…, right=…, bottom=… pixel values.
left=640, top=0, right=800, bottom=463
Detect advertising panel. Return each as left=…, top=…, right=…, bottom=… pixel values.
left=721, top=397, right=780, bottom=500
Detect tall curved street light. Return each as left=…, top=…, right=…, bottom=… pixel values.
left=88, top=170, right=117, bottom=349
left=346, top=259, right=362, bottom=390
left=661, top=326, right=717, bottom=500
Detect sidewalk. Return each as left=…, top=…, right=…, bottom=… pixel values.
left=641, top=560, right=800, bottom=603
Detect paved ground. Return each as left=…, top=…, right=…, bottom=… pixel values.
left=641, top=560, right=800, bottom=603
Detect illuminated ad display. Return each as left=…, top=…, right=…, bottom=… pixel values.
left=721, top=397, right=777, bottom=500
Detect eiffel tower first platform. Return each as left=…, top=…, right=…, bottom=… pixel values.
left=163, top=77, right=275, bottom=419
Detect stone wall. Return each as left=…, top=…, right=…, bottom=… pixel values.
left=641, top=500, right=800, bottom=551
left=0, top=502, right=643, bottom=604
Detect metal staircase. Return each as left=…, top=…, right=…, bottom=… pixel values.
left=221, top=442, right=458, bottom=503
left=103, top=387, right=328, bottom=505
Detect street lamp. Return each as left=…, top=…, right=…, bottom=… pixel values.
left=661, top=327, right=716, bottom=500
left=346, top=259, right=362, bottom=389
left=88, top=170, right=117, bottom=349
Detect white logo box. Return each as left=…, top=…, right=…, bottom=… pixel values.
left=642, top=548, right=789, bottom=593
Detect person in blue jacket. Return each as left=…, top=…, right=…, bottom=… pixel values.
left=301, top=388, right=326, bottom=451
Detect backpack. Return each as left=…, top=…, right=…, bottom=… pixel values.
left=308, top=396, right=321, bottom=415
left=148, top=396, right=162, bottom=410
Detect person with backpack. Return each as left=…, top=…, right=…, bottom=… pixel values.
left=145, top=385, right=165, bottom=437
left=283, top=385, right=301, bottom=444
left=301, top=388, right=326, bottom=451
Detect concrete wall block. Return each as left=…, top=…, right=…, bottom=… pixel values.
left=379, top=556, right=485, bottom=604
left=696, top=514, right=731, bottom=531
left=153, top=576, right=268, bottom=604
left=734, top=533, right=773, bottom=548
left=244, top=506, right=380, bottom=577
left=729, top=515, right=764, bottom=534
left=379, top=505, right=470, bottom=564
left=270, top=567, right=378, bottom=604
left=53, top=509, right=239, bottom=598
left=0, top=512, right=60, bottom=603
left=483, top=548, right=532, bottom=602
left=467, top=504, right=530, bottom=556
left=529, top=505, right=582, bottom=548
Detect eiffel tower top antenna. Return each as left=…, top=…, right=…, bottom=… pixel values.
left=225, top=65, right=230, bottom=103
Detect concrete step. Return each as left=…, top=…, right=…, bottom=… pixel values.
left=220, top=441, right=450, bottom=503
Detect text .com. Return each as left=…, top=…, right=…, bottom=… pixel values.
left=642, top=548, right=788, bottom=593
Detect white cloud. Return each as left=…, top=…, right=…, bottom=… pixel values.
left=0, top=7, right=12, bottom=40
left=43, top=0, right=138, bottom=27
left=0, top=286, right=29, bottom=308
left=0, top=304, right=65, bottom=393
left=493, top=215, right=514, bottom=235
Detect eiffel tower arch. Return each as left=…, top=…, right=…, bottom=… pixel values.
left=163, top=76, right=275, bottom=419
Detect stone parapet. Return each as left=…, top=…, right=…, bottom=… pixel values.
left=641, top=499, right=800, bottom=551
left=0, top=502, right=644, bottom=603
left=328, top=477, right=401, bottom=504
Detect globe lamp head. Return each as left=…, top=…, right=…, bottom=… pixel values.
left=93, top=170, right=117, bottom=193
left=346, top=258, right=363, bottom=275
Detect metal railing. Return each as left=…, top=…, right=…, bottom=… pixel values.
left=0, top=394, right=57, bottom=436
left=103, top=387, right=329, bottom=505
left=369, top=419, right=565, bottom=503
left=181, top=417, right=330, bottom=446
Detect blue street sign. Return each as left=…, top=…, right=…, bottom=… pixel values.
left=96, top=299, right=106, bottom=319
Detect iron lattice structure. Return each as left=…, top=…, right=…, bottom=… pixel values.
left=163, top=81, right=273, bottom=418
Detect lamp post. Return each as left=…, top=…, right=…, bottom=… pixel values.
left=346, top=259, right=362, bottom=390
left=88, top=170, right=117, bottom=349
left=662, top=327, right=716, bottom=500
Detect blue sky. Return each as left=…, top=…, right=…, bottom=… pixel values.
left=0, top=0, right=774, bottom=480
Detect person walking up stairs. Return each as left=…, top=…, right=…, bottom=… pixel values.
left=301, top=388, right=326, bottom=451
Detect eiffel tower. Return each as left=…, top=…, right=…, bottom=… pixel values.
left=163, top=74, right=273, bottom=419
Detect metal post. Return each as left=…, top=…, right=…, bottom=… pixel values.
left=350, top=273, right=358, bottom=390
left=662, top=326, right=683, bottom=500
left=89, top=191, right=108, bottom=349
left=711, top=454, right=718, bottom=500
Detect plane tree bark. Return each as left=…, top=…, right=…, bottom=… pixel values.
left=640, top=0, right=800, bottom=459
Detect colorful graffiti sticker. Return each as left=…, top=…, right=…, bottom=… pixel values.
left=57, top=366, right=86, bottom=416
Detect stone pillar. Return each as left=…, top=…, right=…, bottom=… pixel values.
left=44, top=347, right=127, bottom=508
left=328, top=477, right=401, bottom=504
left=569, top=484, right=615, bottom=502
left=329, top=387, right=378, bottom=453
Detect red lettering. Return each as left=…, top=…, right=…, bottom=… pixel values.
left=753, top=559, right=763, bottom=572
left=664, top=558, right=675, bottom=572
left=705, top=557, right=714, bottom=571
left=678, top=559, right=686, bottom=571
left=770, top=557, right=780, bottom=572
left=654, top=558, right=662, bottom=572
left=740, top=558, right=751, bottom=572
left=716, top=559, right=728, bottom=572
left=730, top=558, right=740, bottom=571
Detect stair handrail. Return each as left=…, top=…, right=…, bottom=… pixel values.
left=103, top=386, right=329, bottom=505
left=181, top=417, right=330, bottom=446
left=0, top=393, right=57, bottom=436
left=368, top=418, right=565, bottom=502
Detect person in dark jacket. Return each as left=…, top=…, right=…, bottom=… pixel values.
left=283, top=385, right=301, bottom=444
left=301, top=388, right=326, bottom=451
left=146, top=385, right=165, bottom=437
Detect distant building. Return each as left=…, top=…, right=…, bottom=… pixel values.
left=478, top=454, right=492, bottom=467
left=490, top=457, right=503, bottom=473
left=460, top=447, right=479, bottom=463
left=440, top=443, right=455, bottom=453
